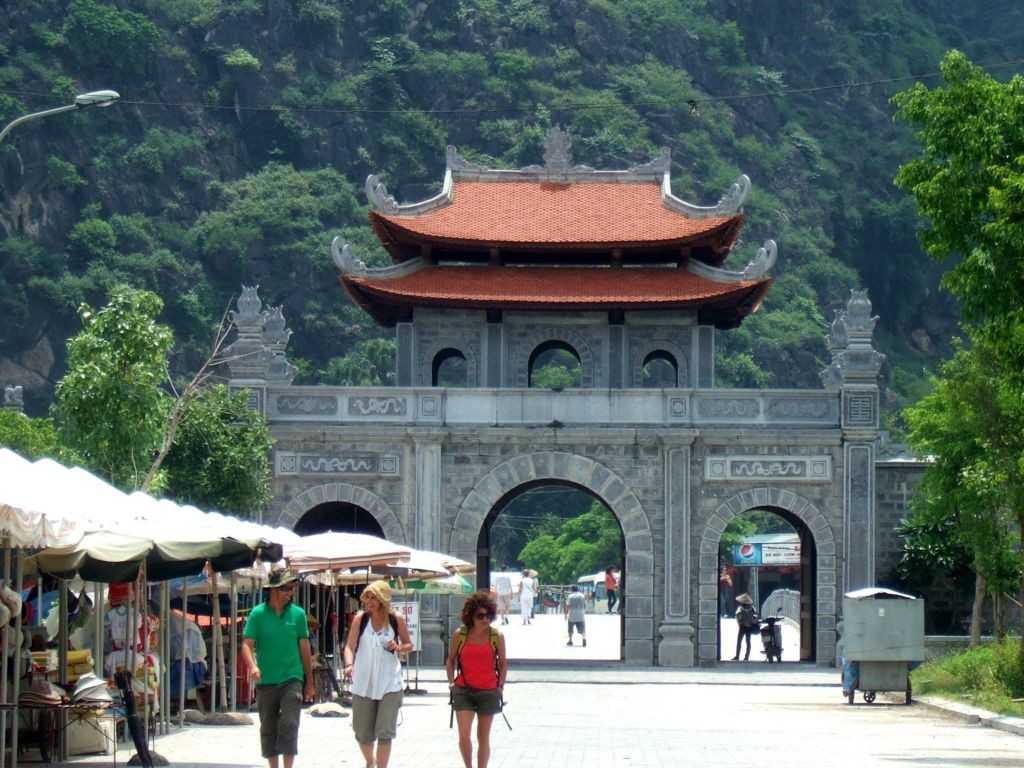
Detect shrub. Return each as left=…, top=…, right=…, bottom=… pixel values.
left=46, top=156, right=86, bottom=192
left=223, top=48, right=261, bottom=72
left=61, top=0, right=160, bottom=76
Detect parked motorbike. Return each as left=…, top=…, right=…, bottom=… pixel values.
left=759, top=616, right=783, bottom=663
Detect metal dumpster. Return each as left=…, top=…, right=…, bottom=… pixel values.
left=840, top=587, right=924, bottom=704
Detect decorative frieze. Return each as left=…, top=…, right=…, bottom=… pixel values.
left=705, top=455, right=832, bottom=482
left=696, top=396, right=760, bottom=420
left=348, top=396, right=407, bottom=417
left=274, top=394, right=339, bottom=416
left=276, top=451, right=400, bottom=477
left=766, top=396, right=838, bottom=421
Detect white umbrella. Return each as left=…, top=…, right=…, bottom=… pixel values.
left=0, top=448, right=130, bottom=547
left=285, top=531, right=412, bottom=573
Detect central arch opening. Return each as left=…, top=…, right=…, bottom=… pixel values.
left=477, top=480, right=623, bottom=661
left=718, top=506, right=816, bottom=663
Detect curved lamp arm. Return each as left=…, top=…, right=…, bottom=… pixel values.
left=0, top=90, right=119, bottom=144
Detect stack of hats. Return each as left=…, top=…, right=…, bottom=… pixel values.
left=19, top=679, right=68, bottom=707
left=30, top=649, right=58, bottom=674
left=66, top=649, right=95, bottom=684
left=72, top=673, right=113, bottom=707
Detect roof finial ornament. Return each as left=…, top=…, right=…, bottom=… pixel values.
left=543, top=125, right=573, bottom=172
left=741, top=240, right=777, bottom=279
left=714, top=174, right=751, bottom=216
left=365, top=174, right=400, bottom=214
left=332, top=236, right=368, bottom=276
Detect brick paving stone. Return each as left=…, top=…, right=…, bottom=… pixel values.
left=49, top=663, right=1024, bottom=768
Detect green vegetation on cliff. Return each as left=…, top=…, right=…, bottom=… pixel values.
left=3, top=1, right=1022, bottom=418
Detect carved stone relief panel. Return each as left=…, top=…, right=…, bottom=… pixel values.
left=705, top=455, right=832, bottom=482
left=276, top=451, right=400, bottom=477
left=272, top=393, right=339, bottom=418
left=766, top=395, right=839, bottom=423
left=347, top=395, right=408, bottom=417
left=694, top=396, right=761, bottom=421
left=843, top=391, right=877, bottom=427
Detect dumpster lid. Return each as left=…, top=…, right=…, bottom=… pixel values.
left=844, top=587, right=917, bottom=600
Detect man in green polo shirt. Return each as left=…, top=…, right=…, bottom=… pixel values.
left=242, top=567, right=315, bottom=768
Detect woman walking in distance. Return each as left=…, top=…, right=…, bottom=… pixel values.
left=604, top=566, right=619, bottom=614
left=342, top=581, right=413, bottom=768
left=447, top=592, right=507, bottom=768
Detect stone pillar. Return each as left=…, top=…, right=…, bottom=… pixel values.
left=396, top=322, right=414, bottom=386
left=225, top=286, right=271, bottom=415
left=823, top=291, right=885, bottom=594
left=2, top=384, right=24, bottom=413
left=483, top=321, right=503, bottom=387
left=412, top=435, right=445, bottom=663
left=658, top=446, right=695, bottom=666
left=696, top=325, right=714, bottom=387
left=261, top=306, right=296, bottom=386
left=607, top=325, right=625, bottom=388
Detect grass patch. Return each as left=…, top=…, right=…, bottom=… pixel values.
left=912, top=637, right=1024, bottom=717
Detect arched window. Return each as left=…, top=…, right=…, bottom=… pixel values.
left=641, top=350, right=678, bottom=388
left=529, top=341, right=582, bottom=389
left=432, top=348, right=468, bottom=387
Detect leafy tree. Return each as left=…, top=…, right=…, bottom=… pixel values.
left=51, top=286, right=273, bottom=515
left=160, top=384, right=272, bottom=516
left=321, top=338, right=396, bottom=386
left=902, top=338, right=1021, bottom=645
left=53, top=287, right=173, bottom=489
left=518, top=501, right=620, bottom=584
left=894, top=51, right=1024, bottom=654
left=893, top=51, right=1024, bottom=379
left=61, top=0, right=161, bottom=76
left=0, top=410, right=62, bottom=461
left=894, top=515, right=974, bottom=633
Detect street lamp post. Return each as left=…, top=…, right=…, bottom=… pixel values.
left=0, top=89, right=119, bottom=144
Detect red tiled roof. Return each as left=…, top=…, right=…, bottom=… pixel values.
left=370, top=180, right=741, bottom=254
left=341, top=266, right=770, bottom=327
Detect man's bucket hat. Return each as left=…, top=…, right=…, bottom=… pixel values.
left=267, top=567, right=299, bottom=589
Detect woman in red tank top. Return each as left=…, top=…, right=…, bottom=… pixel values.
left=446, top=592, right=507, bottom=768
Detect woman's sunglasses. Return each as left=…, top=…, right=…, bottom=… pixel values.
left=474, top=612, right=492, bottom=620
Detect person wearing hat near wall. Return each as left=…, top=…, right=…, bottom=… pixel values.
left=242, top=567, right=315, bottom=768
left=343, top=580, right=412, bottom=768
left=732, top=593, right=759, bottom=661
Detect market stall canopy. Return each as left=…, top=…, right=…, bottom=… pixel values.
left=0, top=448, right=131, bottom=547
left=31, top=528, right=283, bottom=582
left=391, top=572, right=474, bottom=595
left=284, top=531, right=412, bottom=572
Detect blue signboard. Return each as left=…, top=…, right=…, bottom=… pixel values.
left=734, top=542, right=762, bottom=565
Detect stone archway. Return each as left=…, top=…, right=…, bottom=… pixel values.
left=450, top=451, right=655, bottom=663
left=278, top=482, right=406, bottom=542
left=511, top=328, right=597, bottom=387
left=699, top=486, right=837, bottom=666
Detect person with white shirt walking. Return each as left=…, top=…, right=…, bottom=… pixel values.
left=517, top=569, right=537, bottom=625
left=342, top=581, right=413, bottom=768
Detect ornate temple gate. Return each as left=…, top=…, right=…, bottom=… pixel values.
left=226, top=135, right=891, bottom=667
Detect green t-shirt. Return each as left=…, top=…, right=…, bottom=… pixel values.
left=243, top=601, right=309, bottom=686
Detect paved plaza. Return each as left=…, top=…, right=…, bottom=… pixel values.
left=47, top=612, right=1023, bottom=768
left=54, top=665, right=1023, bottom=768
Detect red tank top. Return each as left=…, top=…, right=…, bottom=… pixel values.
left=456, top=637, right=497, bottom=689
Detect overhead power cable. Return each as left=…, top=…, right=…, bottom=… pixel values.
left=1, top=58, right=1021, bottom=119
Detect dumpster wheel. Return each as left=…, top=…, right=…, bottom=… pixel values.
left=863, top=691, right=876, bottom=703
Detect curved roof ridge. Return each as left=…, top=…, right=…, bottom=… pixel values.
left=688, top=239, right=777, bottom=283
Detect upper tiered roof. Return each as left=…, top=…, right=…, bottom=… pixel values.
left=336, top=128, right=776, bottom=327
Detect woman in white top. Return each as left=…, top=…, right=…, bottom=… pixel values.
left=517, top=569, right=536, bottom=625
left=342, top=581, right=412, bottom=768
